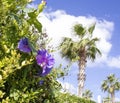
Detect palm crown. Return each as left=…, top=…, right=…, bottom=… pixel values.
left=60, top=23, right=101, bottom=62
left=101, top=74, right=120, bottom=103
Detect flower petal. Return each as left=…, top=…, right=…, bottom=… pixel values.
left=36, top=49, right=55, bottom=76
left=18, top=38, right=31, bottom=53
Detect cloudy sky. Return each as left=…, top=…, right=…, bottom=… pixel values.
left=32, top=0, right=120, bottom=101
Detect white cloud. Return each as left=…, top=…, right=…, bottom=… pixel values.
left=37, top=10, right=120, bottom=69
left=27, top=3, right=38, bottom=9
left=107, top=56, right=120, bottom=68
left=58, top=81, right=77, bottom=94
left=115, top=97, right=120, bottom=102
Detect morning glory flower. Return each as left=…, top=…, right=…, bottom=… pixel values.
left=41, top=67, right=52, bottom=76
left=39, top=80, right=44, bottom=85
left=36, top=49, right=55, bottom=76
left=18, top=38, right=31, bottom=53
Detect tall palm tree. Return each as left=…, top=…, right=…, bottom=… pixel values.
left=101, top=74, right=120, bottom=103
left=82, top=89, right=93, bottom=99
left=59, top=23, right=101, bottom=97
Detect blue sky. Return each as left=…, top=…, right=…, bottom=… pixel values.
left=33, top=0, right=120, bottom=101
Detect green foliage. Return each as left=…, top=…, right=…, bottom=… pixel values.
left=101, top=74, right=120, bottom=93
left=73, top=24, right=86, bottom=38
left=0, top=0, right=64, bottom=103
left=82, top=89, right=93, bottom=99
left=59, top=23, right=101, bottom=62
left=101, top=74, right=120, bottom=102
left=88, top=23, right=96, bottom=35
left=57, top=93, right=96, bottom=103
left=59, top=37, right=79, bottom=62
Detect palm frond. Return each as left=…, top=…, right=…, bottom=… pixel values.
left=86, top=44, right=101, bottom=61
left=59, top=23, right=101, bottom=63
left=73, top=24, right=86, bottom=38
left=59, top=37, right=79, bottom=62
left=88, top=23, right=96, bottom=35
left=78, top=38, right=89, bottom=49
left=87, top=37, right=100, bottom=46
left=101, top=74, right=120, bottom=94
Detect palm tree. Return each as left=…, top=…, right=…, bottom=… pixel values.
left=59, top=23, right=101, bottom=97
left=82, top=89, right=93, bottom=99
left=101, top=74, right=120, bottom=103
left=103, top=95, right=111, bottom=103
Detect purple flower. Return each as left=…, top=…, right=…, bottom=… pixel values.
left=18, top=38, right=31, bottom=53
left=36, top=49, right=55, bottom=76
left=39, top=80, right=44, bottom=85
left=41, top=67, right=52, bottom=76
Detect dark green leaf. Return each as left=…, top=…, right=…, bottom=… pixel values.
left=28, top=11, right=37, bottom=18
left=33, top=18, right=42, bottom=32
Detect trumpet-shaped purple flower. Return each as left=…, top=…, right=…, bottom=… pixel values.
left=36, top=49, right=54, bottom=76
left=18, top=38, right=31, bottom=53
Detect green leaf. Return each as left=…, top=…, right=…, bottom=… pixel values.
left=74, top=24, right=86, bottom=38
left=38, top=0, right=46, bottom=13
left=9, top=13, right=22, bottom=25
left=33, top=18, right=42, bottom=32
left=27, top=17, right=42, bottom=32
left=28, top=11, right=37, bottom=19
left=88, top=23, right=96, bottom=34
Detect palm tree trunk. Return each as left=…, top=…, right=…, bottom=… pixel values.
left=78, top=56, right=86, bottom=97
left=111, top=92, right=115, bottom=103
left=108, top=94, right=111, bottom=103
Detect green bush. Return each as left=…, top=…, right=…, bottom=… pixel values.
left=0, top=0, right=63, bottom=102
left=57, top=93, right=96, bottom=103
left=0, top=0, right=97, bottom=103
